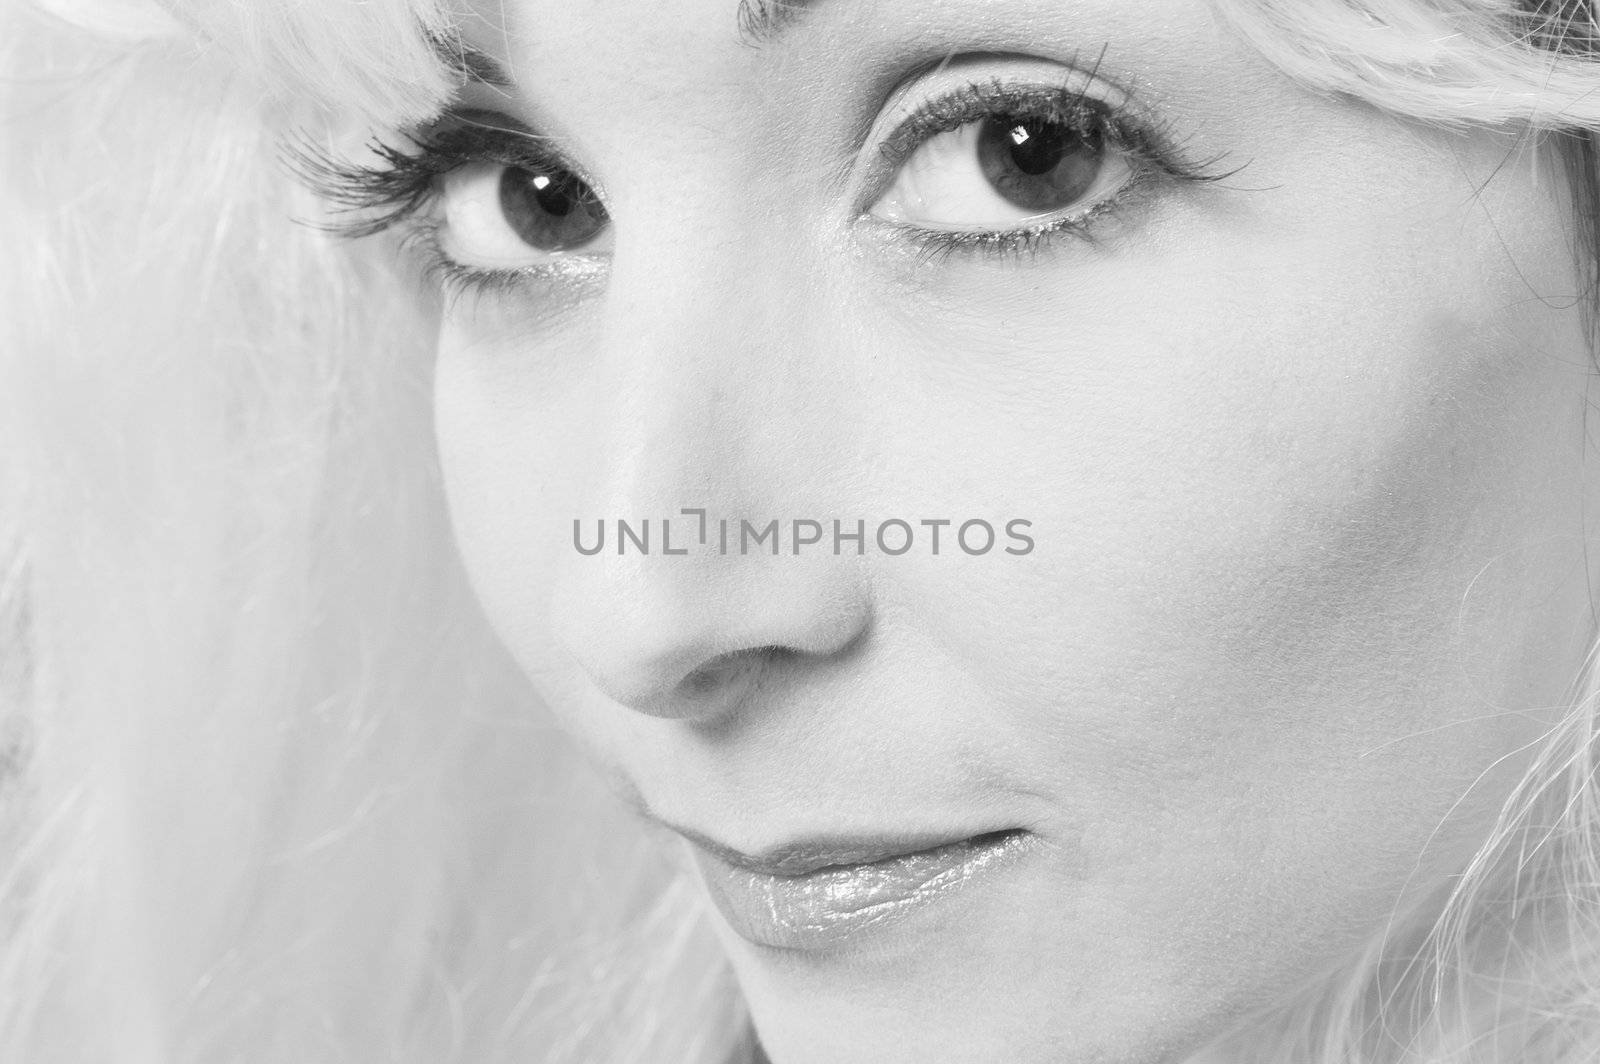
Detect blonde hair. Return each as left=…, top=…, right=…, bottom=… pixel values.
left=3, top=0, right=1600, bottom=1060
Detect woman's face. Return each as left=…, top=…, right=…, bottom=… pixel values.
left=427, top=0, right=1599, bottom=1059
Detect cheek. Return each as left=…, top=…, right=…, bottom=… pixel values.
left=840, top=142, right=1594, bottom=999
left=431, top=309, right=602, bottom=712
left=873, top=130, right=1588, bottom=753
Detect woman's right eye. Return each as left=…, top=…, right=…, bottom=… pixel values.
left=437, top=160, right=612, bottom=268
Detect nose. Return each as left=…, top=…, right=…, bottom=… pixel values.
left=548, top=242, right=872, bottom=722
left=556, top=550, right=871, bottom=719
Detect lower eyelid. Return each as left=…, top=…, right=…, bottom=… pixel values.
left=865, top=71, right=1133, bottom=178
left=859, top=163, right=1162, bottom=263
left=405, top=215, right=614, bottom=304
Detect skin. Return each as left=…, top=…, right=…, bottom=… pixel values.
left=424, top=0, right=1600, bottom=1059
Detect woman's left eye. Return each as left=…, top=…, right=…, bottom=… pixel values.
left=869, top=110, right=1134, bottom=234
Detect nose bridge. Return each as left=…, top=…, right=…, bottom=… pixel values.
left=549, top=231, right=870, bottom=719
left=582, top=302, right=718, bottom=522
left=584, top=207, right=863, bottom=516
left=579, top=236, right=783, bottom=520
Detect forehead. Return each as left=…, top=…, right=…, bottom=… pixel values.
left=454, top=0, right=1257, bottom=121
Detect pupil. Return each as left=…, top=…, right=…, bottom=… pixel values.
left=1007, top=121, right=1067, bottom=176
left=498, top=167, right=607, bottom=251
left=976, top=116, right=1104, bottom=214
left=532, top=174, right=574, bottom=217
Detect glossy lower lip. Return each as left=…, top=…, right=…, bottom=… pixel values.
left=686, top=828, right=1030, bottom=951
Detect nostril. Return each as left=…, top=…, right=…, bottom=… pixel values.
left=681, top=645, right=786, bottom=697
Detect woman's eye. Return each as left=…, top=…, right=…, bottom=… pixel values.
left=438, top=160, right=612, bottom=267
left=869, top=111, right=1134, bottom=232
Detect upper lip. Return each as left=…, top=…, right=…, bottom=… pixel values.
left=667, top=821, right=1026, bottom=877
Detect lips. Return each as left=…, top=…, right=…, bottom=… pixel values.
left=682, top=827, right=1031, bottom=951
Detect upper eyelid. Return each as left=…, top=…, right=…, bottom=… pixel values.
left=840, top=55, right=1147, bottom=208
left=875, top=83, right=1125, bottom=170
left=413, top=107, right=595, bottom=184
left=867, top=52, right=1166, bottom=170
left=286, top=106, right=594, bottom=240
left=857, top=63, right=1242, bottom=215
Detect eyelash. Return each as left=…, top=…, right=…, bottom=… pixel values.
left=294, top=80, right=1234, bottom=292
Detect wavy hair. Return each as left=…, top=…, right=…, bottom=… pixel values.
left=3, top=1, right=1600, bottom=1061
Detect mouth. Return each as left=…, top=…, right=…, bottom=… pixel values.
left=679, top=826, right=1033, bottom=951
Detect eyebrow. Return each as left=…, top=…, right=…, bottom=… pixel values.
left=437, top=0, right=817, bottom=89
left=431, top=33, right=516, bottom=88
left=735, top=0, right=821, bottom=45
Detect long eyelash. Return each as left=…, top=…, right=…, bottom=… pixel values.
left=286, top=112, right=568, bottom=239
left=397, top=220, right=499, bottom=307
left=287, top=136, right=451, bottom=239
